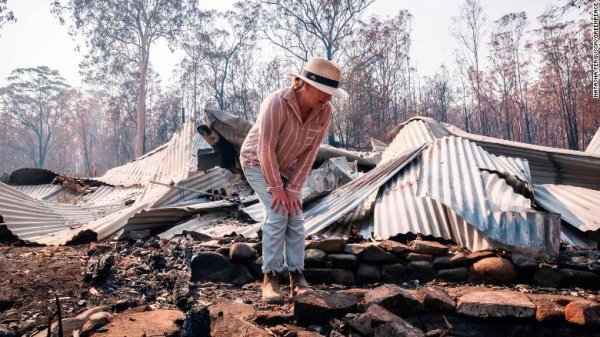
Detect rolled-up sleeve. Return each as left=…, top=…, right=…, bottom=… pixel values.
left=257, top=93, right=285, bottom=194
left=286, top=109, right=333, bottom=195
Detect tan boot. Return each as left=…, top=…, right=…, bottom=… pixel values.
left=290, top=270, right=315, bottom=297
left=262, top=272, right=284, bottom=304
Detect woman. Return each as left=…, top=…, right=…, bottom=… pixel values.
left=240, top=57, right=348, bottom=303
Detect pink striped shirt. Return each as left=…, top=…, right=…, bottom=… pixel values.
left=240, top=87, right=333, bottom=195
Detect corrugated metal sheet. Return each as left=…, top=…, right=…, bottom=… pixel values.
left=416, top=136, right=560, bottom=256
left=586, top=127, right=600, bottom=154
left=373, top=158, right=515, bottom=253
left=81, top=186, right=143, bottom=206
left=94, top=132, right=210, bottom=187
left=0, top=122, right=215, bottom=245
left=0, top=182, right=125, bottom=240
left=304, top=145, right=425, bottom=236
left=241, top=202, right=265, bottom=222
left=158, top=212, right=230, bottom=239
left=159, top=212, right=261, bottom=239
left=380, top=119, right=437, bottom=164
left=534, top=184, right=600, bottom=233
left=14, top=184, right=66, bottom=201
left=445, top=123, right=600, bottom=190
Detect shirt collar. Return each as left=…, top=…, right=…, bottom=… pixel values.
left=281, top=87, right=329, bottom=125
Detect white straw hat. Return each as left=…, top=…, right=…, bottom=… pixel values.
left=291, top=57, right=349, bottom=99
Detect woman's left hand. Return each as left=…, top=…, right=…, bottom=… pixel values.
left=286, top=190, right=302, bottom=216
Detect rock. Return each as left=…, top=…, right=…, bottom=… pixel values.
left=432, top=253, right=468, bottom=269
left=171, top=270, right=191, bottom=309
left=248, top=258, right=263, bottom=280
left=344, top=243, right=369, bottom=255
left=76, top=306, right=108, bottom=320
left=304, top=249, right=327, bottom=267
left=342, top=312, right=374, bottom=336
left=303, top=268, right=354, bottom=285
left=465, top=250, right=496, bottom=262
left=379, top=240, right=409, bottom=254
left=254, top=311, right=293, bottom=326
left=533, top=268, right=563, bottom=288
left=356, top=264, right=380, bottom=284
left=564, top=301, right=600, bottom=326
left=470, top=257, right=517, bottom=284
left=409, top=240, right=448, bottom=256
left=181, top=230, right=212, bottom=242
left=34, top=317, right=86, bottom=337
left=534, top=300, right=565, bottom=322
left=212, top=316, right=270, bottom=337
left=365, top=304, right=406, bottom=324
left=560, top=268, right=600, bottom=289
left=209, top=301, right=256, bottom=320
left=80, top=312, right=111, bottom=336
left=306, top=237, right=345, bottom=253
left=406, top=261, right=435, bottom=282
left=329, top=269, right=355, bottom=285
left=381, top=263, right=407, bottom=284
left=303, top=268, right=329, bottom=284
left=230, top=264, right=255, bottom=285
left=91, top=309, right=184, bottom=337
left=436, top=267, right=468, bottom=282
left=327, top=254, right=359, bottom=269
left=190, top=252, right=233, bottom=283
left=339, top=288, right=370, bottom=299
left=364, top=284, right=421, bottom=316
left=511, top=253, right=538, bottom=269
left=0, top=296, right=14, bottom=311
left=180, top=305, right=211, bottom=337
left=418, top=287, right=455, bottom=312
left=360, top=245, right=396, bottom=264
left=456, top=291, right=535, bottom=318
left=406, top=253, right=433, bottom=262
left=229, top=242, right=256, bottom=262
left=294, top=293, right=359, bottom=326
left=83, top=253, right=114, bottom=284
left=374, top=321, right=425, bottom=337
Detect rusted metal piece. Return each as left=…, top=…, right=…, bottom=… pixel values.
left=55, top=294, right=63, bottom=337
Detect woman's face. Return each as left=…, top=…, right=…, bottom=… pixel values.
left=304, top=83, right=332, bottom=111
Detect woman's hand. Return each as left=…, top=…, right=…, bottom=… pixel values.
left=286, top=190, right=302, bottom=216
left=270, top=188, right=290, bottom=215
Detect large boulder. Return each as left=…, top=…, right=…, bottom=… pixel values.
left=360, top=245, right=397, bottom=264
left=356, top=264, right=381, bottom=284
left=418, top=287, right=455, bottom=312
left=304, top=249, right=327, bottom=267
left=294, top=293, right=359, bottom=326
left=560, top=268, right=600, bottom=289
left=306, top=237, right=346, bottom=253
left=379, top=240, right=409, bottom=254
left=364, top=284, right=421, bottom=316
left=470, top=257, right=517, bottom=284
left=208, top=301, right=256, bottom=320
left=456, top=291, right=535, bottom=318
left=436, top=267, right=468, bottom=282
left=381, top=263, right=407, bottom=284
left=211, top=317, right=270, bottom=337
left=432, top=253, right=468, bottom=269
left=90, top=310, right=184, bottom=337
left=564, top=301, right=600, bottom=326
left=229, top=243, right=256, bottom=263
left=406, top=261, right=435, bottom=282
left=409, top=240, right=449, bottom=256
left=190, top=252, right=233, bottom=282
left=328, top=254, right=359, bottom=269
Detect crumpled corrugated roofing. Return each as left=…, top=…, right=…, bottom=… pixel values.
left=587, top=128, right=600, bottom=154
left=534, top=184, right=600, bottom=233
left=0, top=122, right=225, bottom=245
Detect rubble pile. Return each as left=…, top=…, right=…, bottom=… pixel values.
left=2, top=236, right=600, bottom=336
left=2, top=115, right=600, bottom=336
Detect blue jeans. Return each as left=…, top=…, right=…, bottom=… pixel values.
left=244, top=167, right=305, bottom=273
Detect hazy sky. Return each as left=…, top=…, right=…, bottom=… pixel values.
left=0, top=0, right=580, bottom=88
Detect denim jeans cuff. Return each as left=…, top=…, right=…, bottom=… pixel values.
left=262, top=264, right=287, bottom=274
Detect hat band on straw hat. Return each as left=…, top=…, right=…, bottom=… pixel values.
left=301, top=69, right=339, bottom=89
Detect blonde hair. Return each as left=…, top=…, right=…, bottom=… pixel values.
left=292, top=76, right=305, bottom=92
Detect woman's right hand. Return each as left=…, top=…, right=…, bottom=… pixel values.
left=270, top=188, right=290, bottom=215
